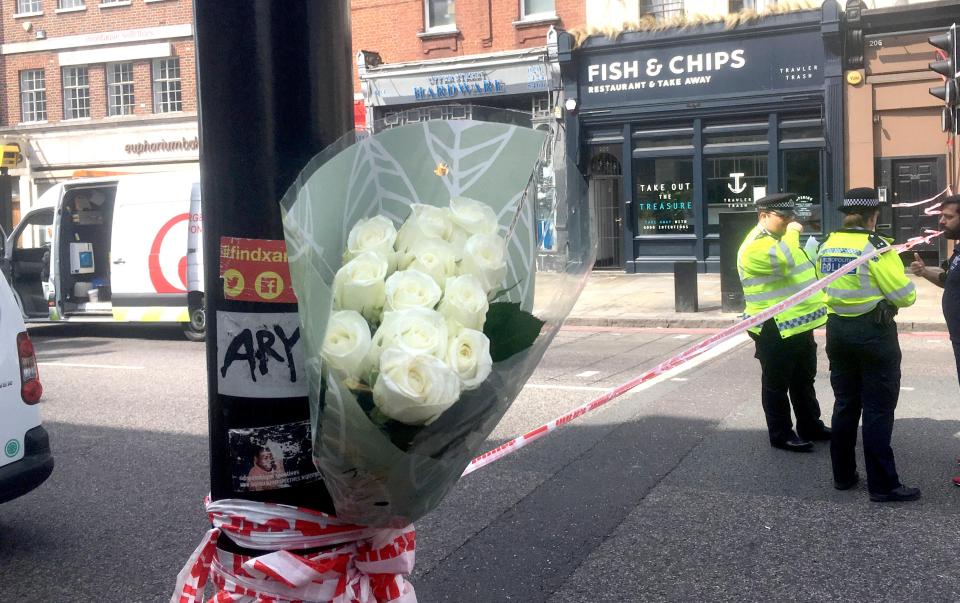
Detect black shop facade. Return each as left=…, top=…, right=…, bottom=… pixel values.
left=557, top=2, right=845, bottom=272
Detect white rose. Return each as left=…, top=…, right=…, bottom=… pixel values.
left=364, top=307, right=449, bottom=374
left=384, top=269, right=442, bottom=312
left=446, top=328, right=492, bottom=391
left=344, top=216, right=398, bottom=271
left=439, top=274, right=489, bottom=332
left=459, top=233, right=508, bottom=294
left=333, top=252, right=387, bottom=323
left=396, top=204, right=456, bottom=255
left=373, top=347, right=461, bottom=425
left=449, top=196, right=499, bottom=236
left=321, top=310, right=371, bottom=382
left=401, top=238, right=458, bottom=289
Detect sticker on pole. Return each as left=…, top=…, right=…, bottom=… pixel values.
left=228, top=420, right=322, bottom=492
left=219, top=237, right=297, bottom=303
left=216, top=311, right=307, bottom=398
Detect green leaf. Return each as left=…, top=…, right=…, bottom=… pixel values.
left=483, top=302, right=545, bottom=362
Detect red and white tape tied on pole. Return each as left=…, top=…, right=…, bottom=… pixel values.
left=463, top=230, right=943, bottom=476
left=172, top=497, right=416, bottom=603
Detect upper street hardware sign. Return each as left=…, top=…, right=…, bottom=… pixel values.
left=578, top=30, right=825, bottom=109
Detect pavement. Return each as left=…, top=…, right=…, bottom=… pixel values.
left=566, top=271, right=948, bottom=331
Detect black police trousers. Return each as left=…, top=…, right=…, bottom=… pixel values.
left=749, top=319, right=826, bottom=444
left=825, top=312, right=902, bottom=494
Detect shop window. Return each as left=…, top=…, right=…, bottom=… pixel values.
left=107, top=62, right=135, bottom=116
left=703, top=121, right=767, bottom=146
left=634, top=157, right=694, bottom=235
left=639, top=0, right=684, bottom=20
left=153, top=58, right=182, bottom=113
left=425, top=0, right=455, bottom=31
left=16, top=0, right=41, bottom=14
left=19, top=69, right=46, bottom=123
left=521, top=0, right=554, bottom=19
left=62, top=66, right=90, bottom=120
left=728, top=0, right=755, bottom=12
left=780, top=118, right=824, bottom=142
left=633, top=127, right=693, bottom=150
left=705, top=153, right=767, bottom=234
left=781, top=148, right=822, bottom=233
left=591, top=152, right=622, bottom=176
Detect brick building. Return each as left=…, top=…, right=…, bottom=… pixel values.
left=0, top=0, right=196, bottom=217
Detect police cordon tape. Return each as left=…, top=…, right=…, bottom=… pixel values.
left=891, top=186, right=951, bottom=209
left=172, top=229, right=942, bottom=602
left=172, top=497, right=416, bottom=603
left=462, top=229, right=944, bottom=477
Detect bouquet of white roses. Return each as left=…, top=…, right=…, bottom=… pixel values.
left=281, top=111, right=592, bottom=527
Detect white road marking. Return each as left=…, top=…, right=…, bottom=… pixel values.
left=901, top=386, right=915, bottom=391
left=525, top=383, right=611, bottom=392
left=622, top=333, right=750, bottom=396
left=525, top=334, right=750, bottom=396
left=672, top=334, right=692, bottom=339
left=39, top=362, right=145, bottom=370
left=576, top=370, right=600, bottom=378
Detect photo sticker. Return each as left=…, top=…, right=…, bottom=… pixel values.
left=228, top=420, right=321, bottom=493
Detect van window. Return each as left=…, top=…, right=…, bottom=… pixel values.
left=16, top=211, right=53, bottom=250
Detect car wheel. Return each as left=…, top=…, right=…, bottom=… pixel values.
left=183, top=306, right=206, bottom=342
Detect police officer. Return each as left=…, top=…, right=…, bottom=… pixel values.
left=817, top=187, right=919, bottom=502
left=738, top=192, right=831, bottom=452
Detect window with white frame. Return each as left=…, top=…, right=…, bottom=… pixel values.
left=521, top=0, right=554, bottom=19
left=728, top=0, right=755, bottom=12
left=424, top=0, right=455, bottom=31
left=153, top=58, right=182, bottom=113
left=639, top=0, right=684, bottom=20
left=107, top=63, right=135, bottom=116
left=58, top=0, right=85, bottom=9
left=16, top=0, right=42, bottom=14
left=62, top=66, right=90, bottom=119
left=20, top=69, right=46, bottom=123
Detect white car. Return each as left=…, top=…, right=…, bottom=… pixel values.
left=0, top=270, right=50, bottom=504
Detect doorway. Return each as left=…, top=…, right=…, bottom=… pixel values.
left=891, top=158, right=942, bottom=265
left=588, top=149, right=623, bottom=270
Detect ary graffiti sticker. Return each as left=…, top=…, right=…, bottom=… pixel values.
left=216, top=311, right=307, bottom=398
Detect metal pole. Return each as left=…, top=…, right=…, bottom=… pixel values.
left=193, top=0, right=353, bottom=553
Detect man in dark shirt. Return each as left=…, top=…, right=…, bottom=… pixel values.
left=910, top=194, right=960, bottom=486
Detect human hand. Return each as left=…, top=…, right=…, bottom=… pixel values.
left=787, top=221, right=803, bottom=233
left=909, top=252, right=925, bottom=276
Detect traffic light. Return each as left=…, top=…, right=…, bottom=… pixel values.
left=929, top=23, right=959, bottom=135
left=0, top=143, right=21, bottom=168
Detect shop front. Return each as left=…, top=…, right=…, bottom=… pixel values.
left=1, top=117, right=198, bottom=217
left=558, top=1, right=844, bottom=272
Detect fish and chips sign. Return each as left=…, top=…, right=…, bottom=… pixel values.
left=578, top=30, right=825, bottom=108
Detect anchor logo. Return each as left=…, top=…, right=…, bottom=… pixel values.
left=727, top=173, right=748, bottom=194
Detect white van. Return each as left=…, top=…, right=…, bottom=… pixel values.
left=0, top=268, right=50, bottom=504
left=3, top=171, right=205, bottom=341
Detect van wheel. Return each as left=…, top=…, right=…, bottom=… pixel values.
left=183, top=307, right=206, bottom=342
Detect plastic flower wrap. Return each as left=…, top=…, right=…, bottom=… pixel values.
left=280, top=109, right=593, bottom=527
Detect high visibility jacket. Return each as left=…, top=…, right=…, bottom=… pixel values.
left=737, top=224, right=828, bottom=338
left=816, top=229, right=916, bottom=316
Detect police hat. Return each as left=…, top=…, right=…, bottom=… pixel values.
left=840, top=187, right=880, bottom=213
left=755, top=192, right=797, bottom=214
